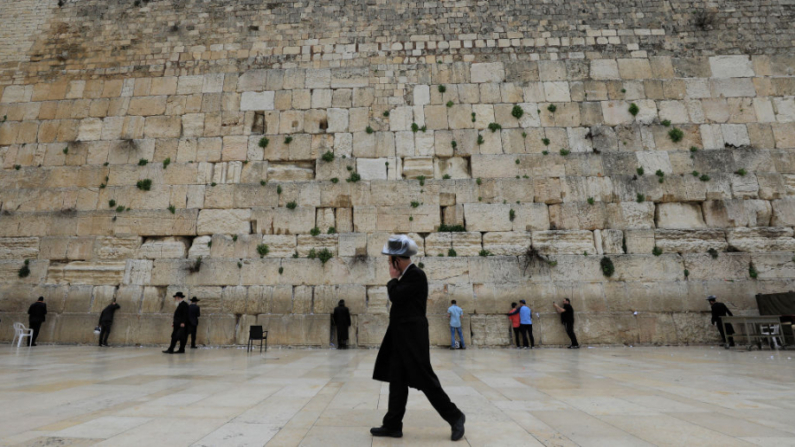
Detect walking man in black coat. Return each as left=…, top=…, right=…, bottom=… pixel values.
left=188, top=297, right=201, bottom=349
left=708, top=295, right=735, bottom=348
left=98, top=298, right=120, bottom=347
left=27, top=296, right=47, bottom=346
left=370, top=235, right=466, bottom=441
left=163, top=292, right=189, bottom=354
left=333, top=299, right=351, bottom=349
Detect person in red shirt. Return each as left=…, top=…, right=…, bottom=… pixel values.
left=507, top=302, right=521, bottom=348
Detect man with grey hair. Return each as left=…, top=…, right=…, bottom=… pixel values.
left=370, top=235, right=466, bottom=441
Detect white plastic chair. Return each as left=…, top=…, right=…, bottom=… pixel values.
left=760, top=323, right=783, bottom=348
left=12, top=323, right=33, bottom=348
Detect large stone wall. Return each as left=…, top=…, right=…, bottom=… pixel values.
left=1, top=0, right=794, bottom=347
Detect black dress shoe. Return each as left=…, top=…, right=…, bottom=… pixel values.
left=451, top=413, right=465, bottom=441
left=370, top=426, right=402, bottom=438
left=162, top=350, right=174, bottom=354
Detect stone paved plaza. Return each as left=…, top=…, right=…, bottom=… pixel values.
left=1, top=345, right=794, bottom=447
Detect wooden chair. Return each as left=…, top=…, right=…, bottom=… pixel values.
left=247, top=325, right=268, bottom=353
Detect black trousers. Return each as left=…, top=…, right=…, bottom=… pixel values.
left=564, top=321, right=579, bottom=347
left=519, top=324, right=534, bottom=347
left=383, top=380, right=462, bottom=431
left=99, top=323, right=112, bottom=345
left=512, top=327, right=521, bottom=347
left=716, top=321, right=735, bottom=346
left=29, top=321, right=42, bottom=346
left=187, top=324, right=198, bottom=347
left=167, top=326, right=187, bottom=352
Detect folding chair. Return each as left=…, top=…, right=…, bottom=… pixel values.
left=247, top=325, right=268, bottom=353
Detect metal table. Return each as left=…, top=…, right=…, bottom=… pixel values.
left=721, top=316, right=792, bottom=351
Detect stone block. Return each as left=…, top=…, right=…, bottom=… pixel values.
left=654, top=229, right=727, bottom=254
left=703, top=200, right=771, bottom=227
left=482, top=232, right=532, bottom=256
left=709, top=56, right=754, bottom=78
left=197, top=209, right=252, bottom=235
left=138, top=237, right=188, bottom=259
left=532, top=230, right=595, bottom=255
left=727, top=227, right=795, bottom=252
left=471, top=62, right=505, bottom=83
left=47, top=261, right=125, bottom=285
left=0, top=237, right=39, bottom=260
left=655, top=202, right=705, bottom=229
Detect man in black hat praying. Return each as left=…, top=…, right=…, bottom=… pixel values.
left=370, top=235, right=466, bottom=441
left=163, top=292, right=189, bottom=354
left=333, top=299, right=351, bottom=349
left=187, top=297, right=201, bottom=349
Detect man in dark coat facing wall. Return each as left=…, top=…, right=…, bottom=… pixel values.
left=187, top=297, right=201, bottom=349
left=163, top=292, right=189, bottom=354
left=27, top=296, right=47, bottom=346
left=370, top=235, right=466, bottom=441
left=98, top=298, right=120, bottom=347
left=333, top=299, right=351, bottom=349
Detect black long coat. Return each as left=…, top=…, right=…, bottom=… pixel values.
left=711, top=302, right=735, bottom=334
left=373, top=264, right=441, bottom=391
left=28, top=302, right=47, bottom=324
left=99, top=303, right=120, bottom=325
left=333, top=305, right=351, bottom=341
left=173, top=301, right=189, bottom=326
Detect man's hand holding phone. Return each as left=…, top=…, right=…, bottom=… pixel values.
left=388, top=257, right=401, bottom=279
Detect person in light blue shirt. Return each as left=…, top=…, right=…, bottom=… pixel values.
left=447, top=300, right=465, bottom=350
left=518, top=299, right=535, bottom=349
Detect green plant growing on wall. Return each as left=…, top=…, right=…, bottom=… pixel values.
left=286, top=201, right=297, bottom=209
left=168, top=205, right=176, bottom=214
left=692, top=170, right=700, bottom=177
left=410, top=201, right=421, bottom=208
left=668, top=128, right=684, bottom=143
left=417, top=175, right=426, bottom=186
left=708, top=248, right=719, bottom=259
left=63, top=147, right=68, bottom=154
left=383, top=110, right=390, bottom=117
left=277, top=185, right=283, bottom=194
left=14, top=165, right=21, bottom=170
left=322, top=151, right=334, bottom=162
left=699, top=174, right=711, bottom=182
left=418, top=262, right=425, bottom=269
left=636, top=193, right=645, bottom=203
left=136, top=179, right=152, bottom=191
left=259, top=137, right=269, bottom=148
left=451, top=140, right=457, bottom=149
left=365, top=125, right=374, bottom=134
left=310, top=227, right=321, bottom=236
left=560, top=149, right=570, bottom=156
left=347, top=172, right=361, bottom=183
left=547, top=104, right=557, bottom=113
left=188, top=256, right=202, bottom=273
left=438, top=224, right=465, bottom=232
left=330, top=177, right=339, bottom=183
left=257, top=244, right=269, bottom=257
left=438, top=85, right=446, bottom=93
left=661, top=120, right=671, bottom=127
left=735, top=168, right=747, bottom=176
left=637, top=167, right=644, bottom=175
left=420, top=125, right=426, bottom=132
left=749, top=263, right=758, bottom=279
left=652, top=246, right=662, bottom=256
left=479, top=250, right=492, bottom=257
left=509, top=209, right=516, bottom=221
left=446, top=100, right=454, bottom=108
left=109, top=200, right=116, bottom=208
left=18, top=260, right=30, bottom=278
left=442, top=174, right=451, bottom=179
left=542, top=150, right=549, bottom=155
left=317, top=248, right=333, bottom=264
left=690, top=146, right=699, bottom=153
left=448, top=248, right=457, bottom=257
left=628, top=103, right=639, bottom=116
left=116, top=205, right=125, bottom=212
left=261, top=180, right=267, bottom=186
left=587, top=197, right=595, bottom=205
left=600, top=256, right=615, bottom=277
left=511, top=105, right=524, bottom=119
left=471, top=112, right=476, bottom=122
left=162, top=158, right=171, bottom=169
left=476, top=177, right=482, bottom=185
left=279, top=267, right=284, bottom=275
left=411, top=122, right=419, bottom=133
left=684, top=269, right=689, bottom=278
left=477, top=135, right=484, bottom=145
left=542, top=138, right=550, bottom=146
left=232, top=235, right=238, bottom=242
left=327, top=227, right=336, bottom=234
left=211, top=182, right=217, bottom=187
left=138, top=158, right=148, bottom=166
left=284, top=136, right=293, bottom=145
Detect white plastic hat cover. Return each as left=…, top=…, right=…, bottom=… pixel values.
left=381, top=234, right=419, bottom=257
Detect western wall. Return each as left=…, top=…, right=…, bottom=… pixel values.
left=1, top=0, right=794, bottom=348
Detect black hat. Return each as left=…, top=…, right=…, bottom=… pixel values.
left=173, top=292, right=186, bottom=298
left=706, top=295, right=717, bottom=301
left=37, top=296, right=44, bottom=301
left=338, top=299, right=345, bottom=306
left=190, top=297, right=200, bottom=302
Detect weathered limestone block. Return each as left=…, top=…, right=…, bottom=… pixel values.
left=533, top=230, right=595, bottom=255
left=451, top=232, right=482, bottom=256
left=197, top=209, right=251, bottom=235
left=482, top=232, right=532, bottom=256
left=375, top=205, right=440, bottom=233
left=402, top=158, right=434, bottom=179
left=137, top=237, right=188, bottom=259
left=601, top=229, right=624, bottom=254
left=611, top=254, right=685, bottom=282
left=188, top=235, right=212, bottom=258
left=296, top=234, right=339, bottom=257
left=549, top=202, right=607, bottom=230
left=256, top=314, right=330, bottom=346
left=267, top=162, right=314, bottom=181
left=709, top=56, right=754, bottom=78
left=357, top=313, right=389, bottom=346
left=253, top=207, right=316, bottom=235
left=683, top=253, right=751, bottom=280
left=425, top=232, right=452, bottom=256
left=654, top=229, right=728, bottom=254
left=751, top=253, right=795, bottom=280
left=605, top=202, right=655, bottom=229
left=703, top=200, right=771, bottom=227
left=114, top=210, right=198, bottom=236
left=434, top=157, right=470, bottom=179
left=727, top=227, right=795, bottom=252
left=771, top=199, right=795, bottom=226
left=471, top=63, right=505, bottom=83
left=0, top=237, right=39, bottom=260
left=47, top=261, right=126, bottom=285
left=655, top=202, right=706, bottom=229
left=625, top=229, right=655, bottom=254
